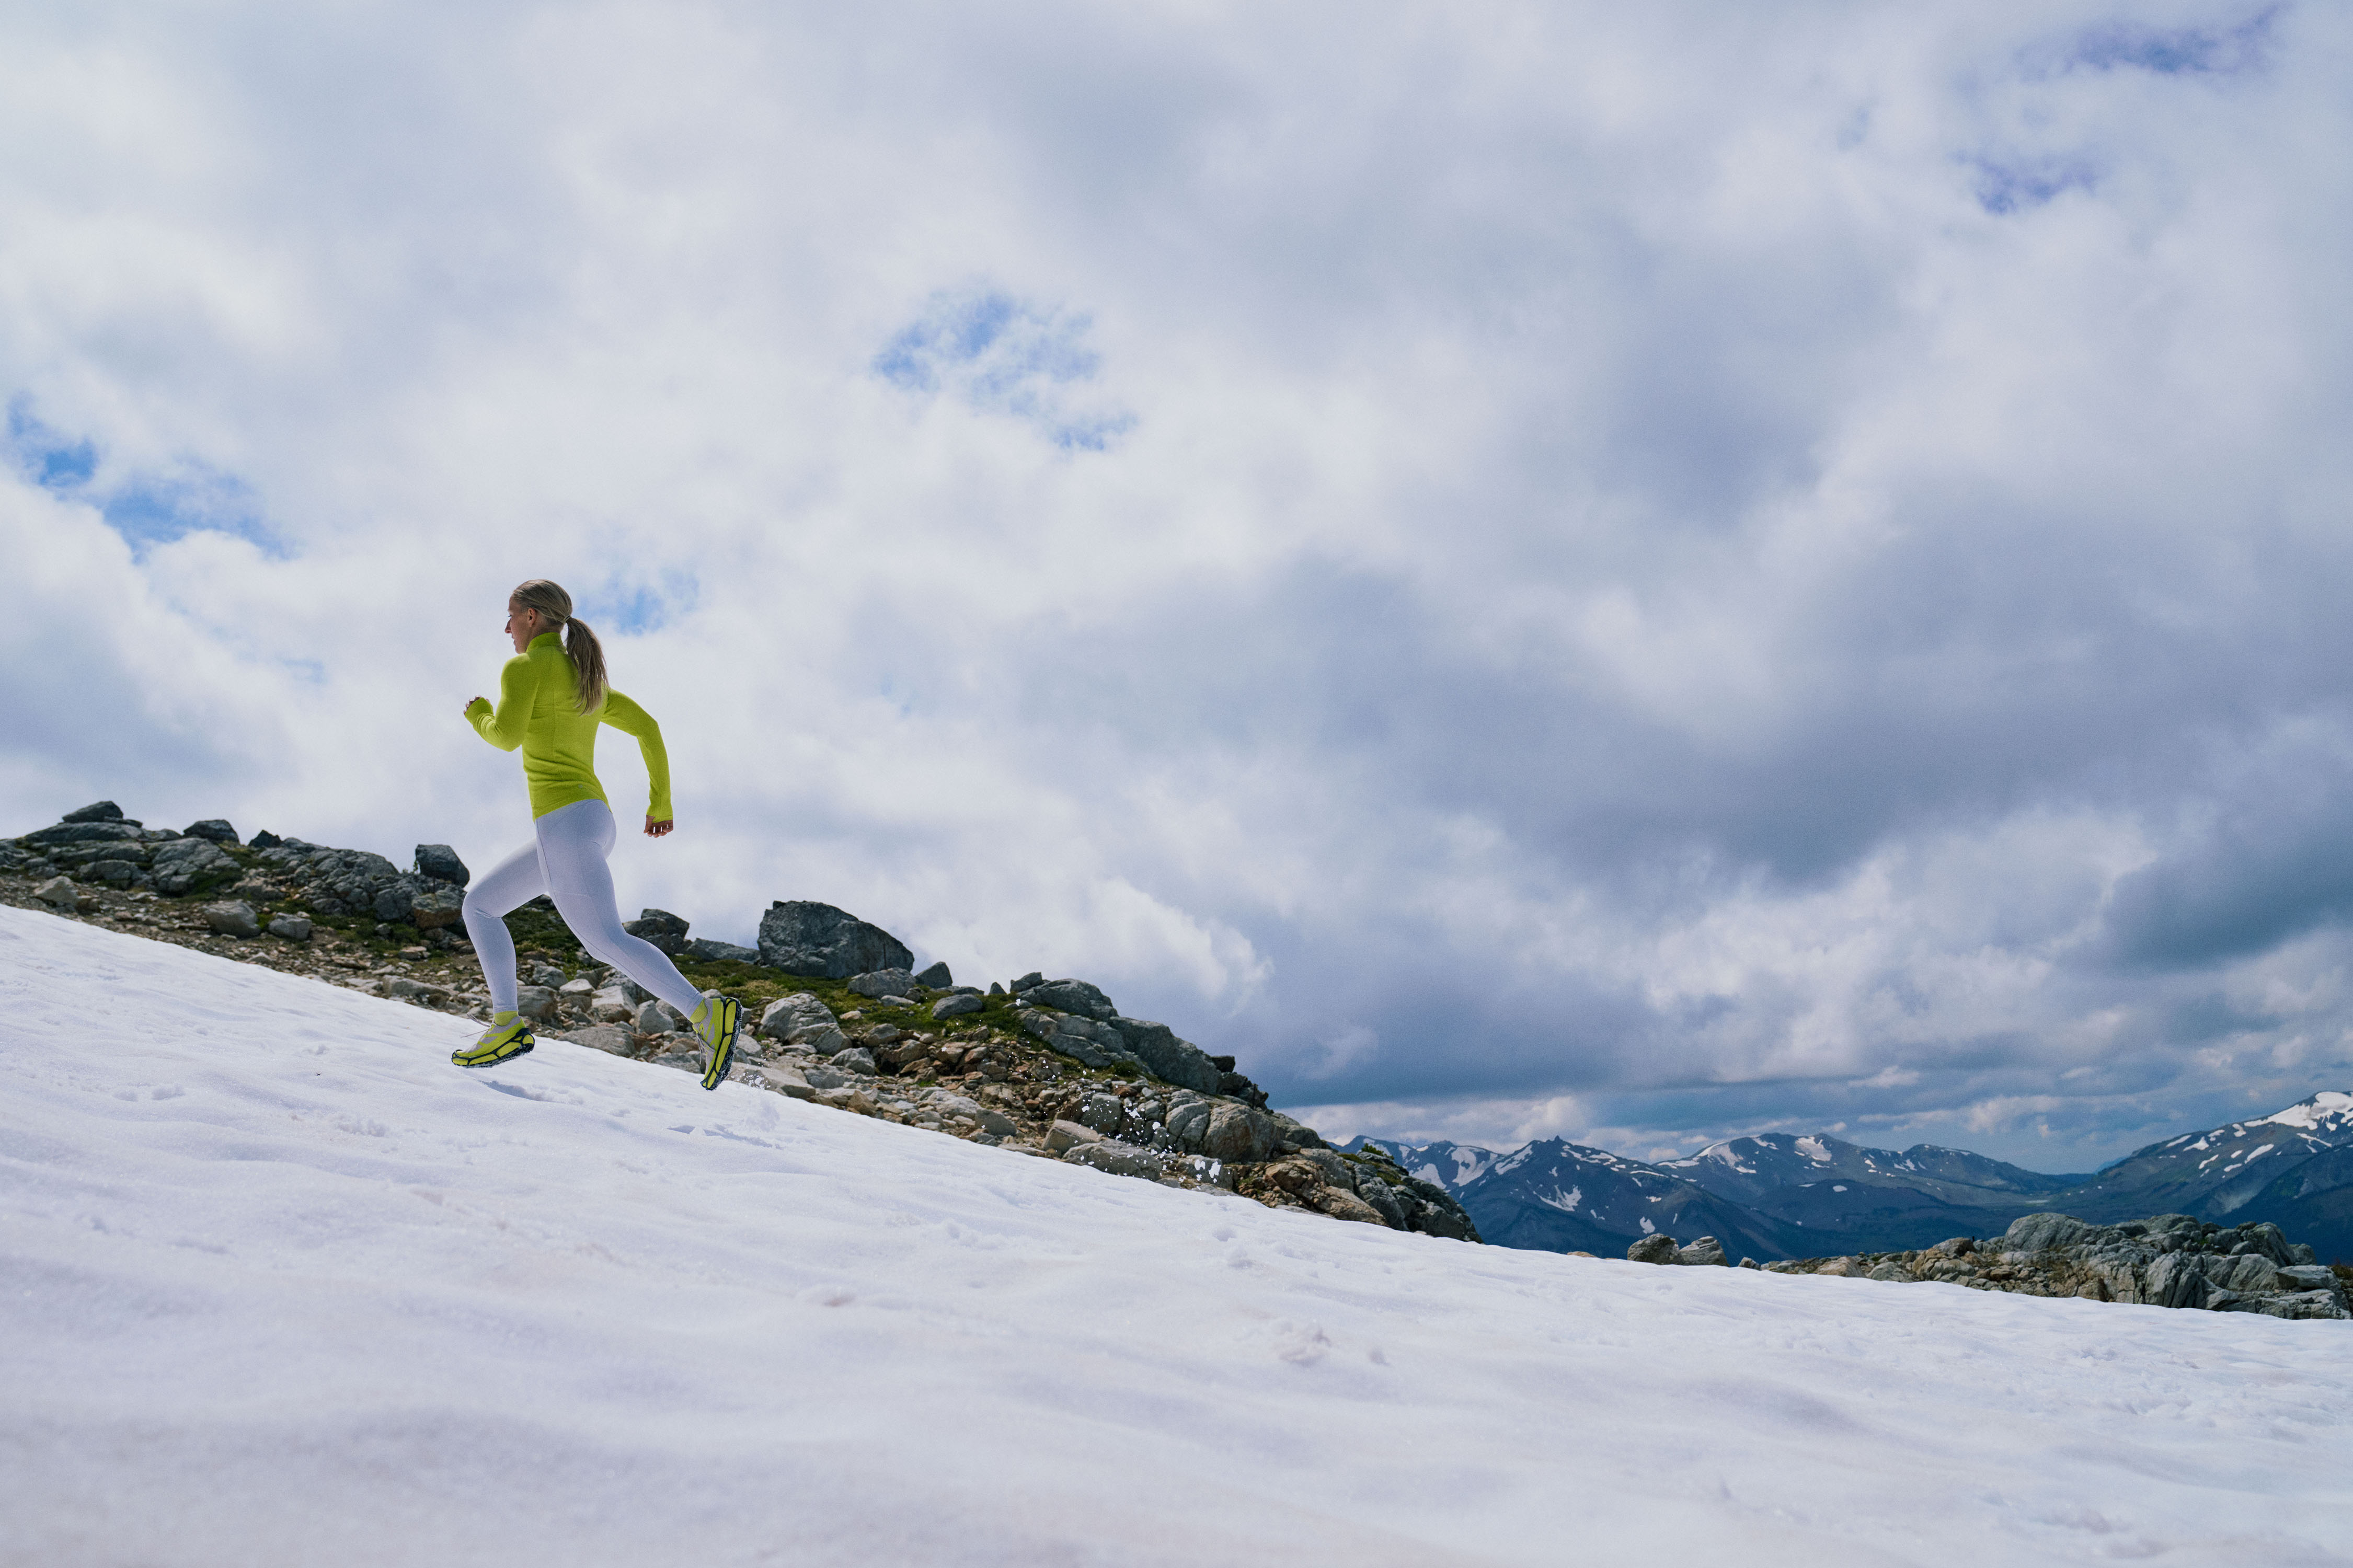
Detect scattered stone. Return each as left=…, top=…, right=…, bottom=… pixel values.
left=589, top=986, right=635, bottom=1022
left=33, top=875, right=79, bottom=912
left=756, top=1065, right=814, bottom=1100
left=62, top=801, right=126, bottom=823
left=757, top=900, right=913, bottom=978
left=1075, top=1092, right=1127, bottom=1136
left=202, top=901, right=261, bottom=938
left=384, top=977, right=451, bottom=1007
left=267, top=914, right=312, bottom=941
left=636, top=998, right=686, bottom=1033
left=915, top=960, right=951, bottom=987
left=680, top=937, right=759, bottom=964
left=1677, top=1237, right=1729, bottom=1267
left=519, top=986, right=560, bottom=1022
left=1024, top=978, right=1117, bottom=1019
left=1107, top=1016, right=1223, bottom=1093
left=847, top=968, right=917, bottom=999
left=88, top=859, right=136, bottom=887
left=1046, top=1120, right=1103, bottom=1154
left=414, top=844, right=469, bottom=885
left=932, top=992, right=983, bottom=1021
left=833, top=1047, right=879, bottom=1076
left=183, top=820, right=240, bottom=845
left=1627, top=1234, right=1681, bottom=1265
left=758, top=993, right=848, bottom=1054
left=556, top=1024, right=634, bottom=1056
left=988, top=981, right=1005, bottom=996
left=409, top=882, right=466, bottom=930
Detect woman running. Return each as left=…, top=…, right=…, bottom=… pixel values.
left=454, top=579, right=740, bottom=1090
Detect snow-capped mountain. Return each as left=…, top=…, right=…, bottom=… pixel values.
left=1364, top=1093, right=2353, bottom=1263
left=1343, top=1136, right=1499, bottom=1197
left=1445, top=1138, right=1806, bottom=1261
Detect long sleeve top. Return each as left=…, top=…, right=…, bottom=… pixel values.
left=465, top=632, right=672, bottom=821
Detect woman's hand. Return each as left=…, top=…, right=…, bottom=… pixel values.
left=645, top=816, right=673, bottom=838
left=465, top=696, right=489, bottom=717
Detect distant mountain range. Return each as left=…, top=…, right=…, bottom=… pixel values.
left=1350, top=1090, right=2353, bottom=1263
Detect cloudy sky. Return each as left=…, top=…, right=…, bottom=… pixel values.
left=6, top=0, right=2350, bottom=1170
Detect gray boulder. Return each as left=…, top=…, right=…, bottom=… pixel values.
left=32, top=876, right=79, bottom=911
left=680, top=938, right=759, bottom=964
left=1062, top=1142, right=1165, bottom=1180
left=2004, top=1213, right=2095, bottom=1253
left=848, top=969, right=917, bottom=1000
left=1046, top=1120, right=1102, bottom=1154
left=1107, top=1018, right=1222, bottom=1093
left=414, top=844, right=469, bottom=885
left=87, top=859, right=136, bottom=886
left=1355, top=1175, right=1408, bottom=1228
left=202, top=901, right=260, bottom=938
left=409, top=881, right=465, bottom=929
left=517, top=986, right=559, bottom=1021
left=758, top=993, right=848, bottom=1055
left=1627, top=1234, right=1680, bottom=1264
left=832, top=1047, right=878, bottom=1076
left=1024, top=979, right=1116, bottom=1019
left=1200, top=1103, right=1278, bottom=1163
left=183, top=820, right=240, bottom=845
left=1018, top=1009, right=1144, bottom=1073
left=932, top=993, right=983, bottom=1021
left=267, top=913, right=313, bottom=941
left=757, top=901, right=913, bottom=978
left=915, top=960, right=951, bottom=987
left=636, top=998, right=686, bottom=1033
left=623, top=909, right=690, bottom=954
left=1075, top=1092, right=1127, bottom=1136
left=559, top=1024, right=634, bottom=1056
left=62, top=801, right=126, bottom=823
left=1678, top=1236, right=1730, bottom=1267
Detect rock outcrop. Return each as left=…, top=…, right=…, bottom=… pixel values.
left=3, top=800, right=1480, bottom=1249
left=1626, top=1211, right=2352, bottom=1320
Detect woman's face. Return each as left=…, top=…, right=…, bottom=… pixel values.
left=504, top=599, right=538, bottom=653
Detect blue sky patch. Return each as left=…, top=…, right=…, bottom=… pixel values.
left=875, top=286, right=1136, bottom=451
left=1967, top=155, right=2099, bottom=215
left=7, top=400, right=97, bottom=491
left=7, top=397, right=282, bottom=557
left=581, top=569, right=699, bottom=636
left=2067, top=8, right=2277, bottom=75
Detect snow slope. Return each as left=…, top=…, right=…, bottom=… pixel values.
left=4, top=906, right=2350, bottom=1567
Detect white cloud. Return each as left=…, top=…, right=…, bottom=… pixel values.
left=5, top=1, right=2353, bottom=1170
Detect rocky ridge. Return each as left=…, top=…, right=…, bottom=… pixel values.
left=1, top=803, right=1478, bottom=1245
left=1619, top=1211, right=2353, bottom=1321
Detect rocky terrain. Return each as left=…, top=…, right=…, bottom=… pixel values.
left=1615, top=1211, right=2353, bottom=1321
left=0, top=802, right=1477, bottom=1244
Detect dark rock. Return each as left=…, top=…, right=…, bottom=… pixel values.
left=1012, top=971, right=1044, bottom=991
left=1075, top=1092, right=1127, bottom=1136
left=1063, top=1142, right=1166, bottom=1180
left=150, top=837, right=238, bottom=895
left=1209, top=1054, right=1236, bottom=1072
left=1201, top=1103, right=1278, bottom=1163
left=61, top=801, right=125, bottom=823
left=250, top=831, right=282, bottom=849
left=2003, top=1213, right=2094, bottom=1253
left=1216, top=1070, right=1269, bottom=1109
left=1107, top=1018, right=1222, bottom=1093
left=624, top=908, right=690, bottom=954
left=1677, top=1236, right=1730, bottom=1266
left=516, top=986, right=559, bottom=1022
left=988, top=981, right=1005, bottom=996
left=680, top=938, right=759, bottom=964
left=268, top=914, right=312, bottom=941
left=88, top=859, right=136, bottom=886
left=1356, top=1175, right=1408, bottom=1228
left=915, top=960, right=951, bottom=987
left=833, top=1047, right=878, bottom=1076
left=24, top=821, right=145, bottom=847
left=183, top=820, right=240, bottom=845
left=932, top=993, right=983, bottom=1021
left=757, top=901, right=913, bottom=978
left=409, top=880, right=465, bottom=929
left=415, top=844, right=469, bottom=885
left=1627, top=1234, right=1680, bottom=1264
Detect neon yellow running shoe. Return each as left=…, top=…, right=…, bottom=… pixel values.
left=454, top=1010, right=535, bottom=1069
left=691, top=994, right=741, bottom=1091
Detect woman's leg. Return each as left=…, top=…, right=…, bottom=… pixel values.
left=460, top=838, right=549, bottom=1016
left=533, top=799, right=708, bottom=1017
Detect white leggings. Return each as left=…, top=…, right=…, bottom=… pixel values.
left=461, top=798, right=707, bottom=1019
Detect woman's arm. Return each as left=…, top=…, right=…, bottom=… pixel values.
left=599, top=689, right=673, bottom=826
left=465, top=653, right=538, bottom=752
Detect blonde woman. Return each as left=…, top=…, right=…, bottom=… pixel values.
left=454, top=579, right=740, bottom=1089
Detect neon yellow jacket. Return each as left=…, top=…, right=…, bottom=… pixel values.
left=465, top=633, right=672, bottom=822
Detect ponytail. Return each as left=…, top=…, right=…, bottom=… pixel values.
left=564, top=617, right=609, bottom=714
left=510, top=578, right=610, bottom=713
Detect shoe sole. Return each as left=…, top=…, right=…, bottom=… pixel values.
left=699, top=1000, right=740, bottom=1092
left=453, top=1035, right=535, bottom=1069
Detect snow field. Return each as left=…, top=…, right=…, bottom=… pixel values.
left=3, top=904, right=2350, bottom=1566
